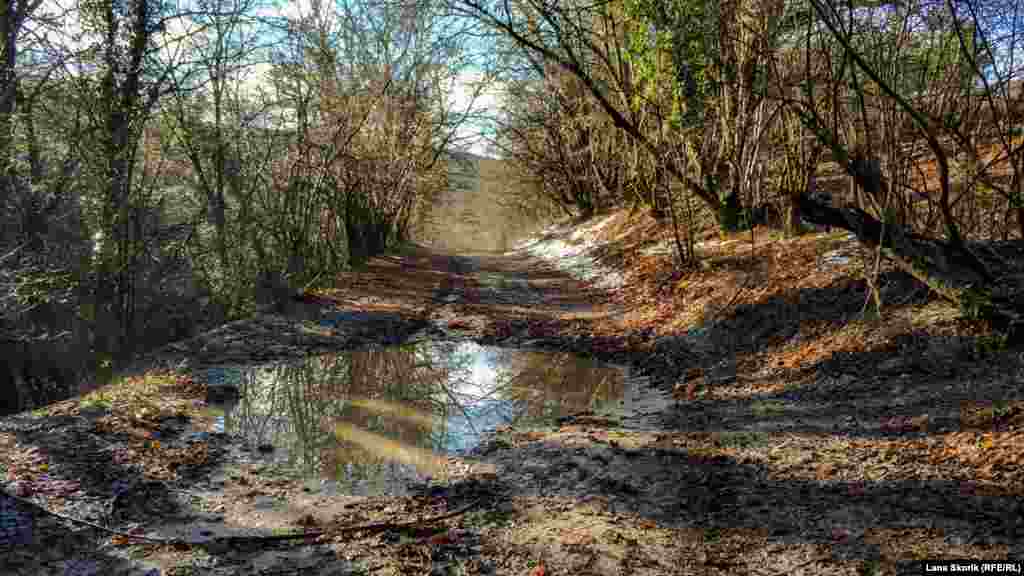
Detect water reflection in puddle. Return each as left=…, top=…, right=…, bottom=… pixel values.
left=205, top=341, right=629, bottom=495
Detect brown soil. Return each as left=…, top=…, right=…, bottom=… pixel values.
left=2, top=215, right=1023, bottom=576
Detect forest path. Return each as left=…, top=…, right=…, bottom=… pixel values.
left=0, top=241, right=685, bottom=576
left=4, top=227, right=1023, bottom=576
left=128, top=241, right=654, bottom=372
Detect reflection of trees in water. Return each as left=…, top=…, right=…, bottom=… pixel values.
left=330, top=343, right=450, bottom=486
left=426, top=341, right=483, bottom=449
left=223, top=344, right=621, bottom=492
left=226, top=355, right=352, bottom=478
left=226, top=344, right=477, bottom=488
left=487, top=349, right=624, bottom=425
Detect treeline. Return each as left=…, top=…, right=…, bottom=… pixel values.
left=0, top=0, right=476, bottom=412
left=458, top=0, right=1024, bottom=337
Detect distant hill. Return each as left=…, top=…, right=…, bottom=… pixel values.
left=425, top=152, right=538, bottom=252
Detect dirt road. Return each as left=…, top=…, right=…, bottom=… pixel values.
left=3, top=238, right=1021, bottom=576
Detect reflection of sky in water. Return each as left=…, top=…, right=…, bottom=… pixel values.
left=444, top=398, right=519, bottom=453
left=207, top=341, right=627, bottom=495
left=442, top=343, right=516, bottom=452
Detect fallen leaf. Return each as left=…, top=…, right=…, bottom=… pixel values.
left=816, top=464, right=836, bottom=479
left=959, top=481, right=977, bottom=496
left=846, top=482, right=866, bottom=497
left=909, top=414, right=929, bottom=431
left=428, top=531, right=454, bottom=545
left=686, top=379, right=700, bottom=401
left=12, top=481, right=31, bottom=497
left=831, top=527, right=851, bottom=542
left=979, top=435, right=994, bottom=450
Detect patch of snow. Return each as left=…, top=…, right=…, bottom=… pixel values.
left=819, top=249, right=853, bottom=267
left=521, top=235, right=625, bottom=291
left=569, top=213, right=617, bottom=243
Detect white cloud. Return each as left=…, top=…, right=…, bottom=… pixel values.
left=238, top=61, right=274, bottom=98
left=254, top=0, right=326, bottom=25
left=447, top=70, right=506, bottom=156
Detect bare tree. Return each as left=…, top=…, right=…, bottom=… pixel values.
left=788, top=0, right=1024, bottom=337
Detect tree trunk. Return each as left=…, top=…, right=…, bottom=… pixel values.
left=719, top=189, right=743, bottom=232
left=799, top=193, right=1024, bottom=341
left=0, top=1, right=20, bottom=211
left=786, top=190, right=802, bottom=236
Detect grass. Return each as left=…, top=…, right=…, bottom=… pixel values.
left=465, top=507, right=516, bottom=529
left=751, top=400, right=788, bottom=418
left=709, top=431, right=773, bottom=449
left=702, top=526, right=724, bottom=544
left=960, top=399, right=1022, bottom=429
left=22, top=369, right=209, bottom=425
left=78, top=396, right=112, bottom=411
left=975, top=332, right=1011, bottom=356
left=385, top=241, right=426, bottom=257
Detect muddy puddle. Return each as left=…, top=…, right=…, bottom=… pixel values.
left=200, top=341, right=632, bottom=496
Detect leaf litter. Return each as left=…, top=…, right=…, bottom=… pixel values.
left=1, top=211, right=1023, bottom=574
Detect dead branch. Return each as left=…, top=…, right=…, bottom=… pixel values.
left=1, top=486, right=483, bottom=549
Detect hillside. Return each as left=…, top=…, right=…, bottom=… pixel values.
left=427, top=153, right=544, bottom=252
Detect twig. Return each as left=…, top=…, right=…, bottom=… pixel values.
left=861, top=220, right=885, bottom=318
left=0, top=487, right=173, bottom=545
left=229, top=496, right=484, bottom=545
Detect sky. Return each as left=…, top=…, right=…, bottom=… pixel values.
left=191, top=0, right=507, bottom=156
left=32, top=0, right=505, bottom=155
